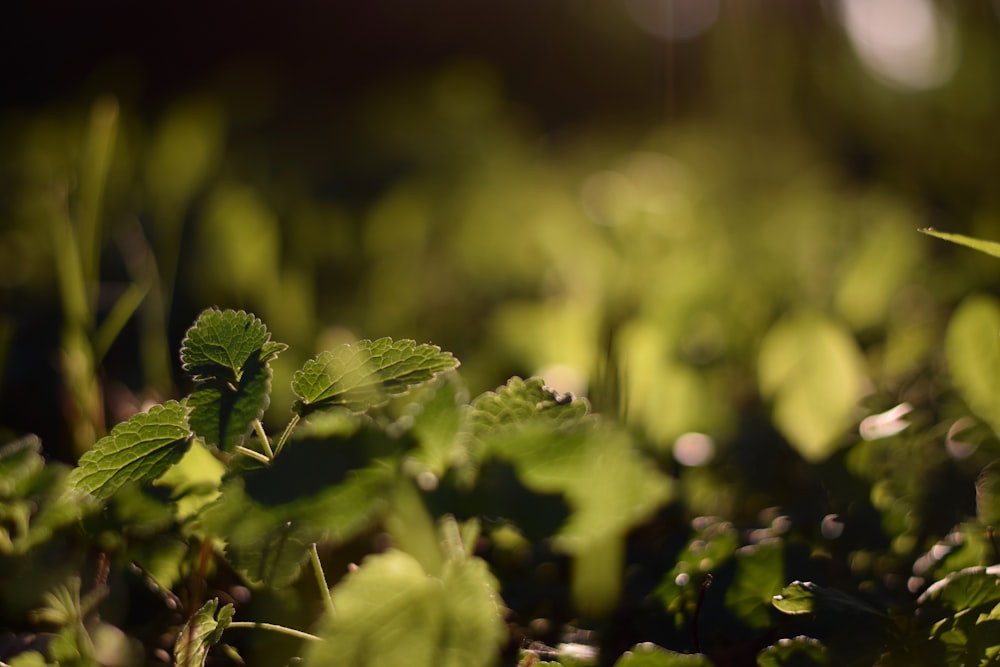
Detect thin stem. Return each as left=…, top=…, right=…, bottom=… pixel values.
left=227, top=621, right=321, bottom=642
left=234, top=445, right=271, bottom=465
left=693, top=573, right=713, bottom=654
left=273, top=413, right=301, bottom=456
left=311, top=543, right=336, bottom=620
left=253, top=419, right=275, bottom=460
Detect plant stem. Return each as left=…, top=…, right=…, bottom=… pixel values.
left=253, top=419, right=275, bottom=460
left=273, top=413, right=301, bottom=456
left=311, top=543, right=336, bottom=620
left=234, top=446, right=271, bottom=465
left=227, top=621, right=321, bottom=642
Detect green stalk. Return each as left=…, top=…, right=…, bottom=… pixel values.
left=311, top=543, right=336, bottom=620
left=227, top=622, right=321, bottom=642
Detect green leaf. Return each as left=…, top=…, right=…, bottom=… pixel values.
left=469, top=376, right=589, bottom=435
left=67, top=401, right=192, bottom=501
left=772, top=581, right=883, bottom=617
left=200, top=436, right=395, bottom=587
left=614, top=643, right=714, bottom=666
left=292, top=338, right=458, bottom=415
left=186, top=354, right=273, bottom=451
left=181, top=309, right=284, bottom=382
left=758, top=312, right=865, bottom=462
left=726, top=541, right=785, bottom=629
left=946, top=296, right=1000, bottom=439
left=756, top=636, right=828, bottom=667
left=918, top=565, right=1000, bottom=611
left=920, top=228, right=1000, bottom=260
left=174, top=598, right=235, bottom=667
left=305, top=549, right=505, bottom=667
left=178, top=309, right=285, bottom=450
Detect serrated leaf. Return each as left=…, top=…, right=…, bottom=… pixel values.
left=187, top=353, right=273, bottom=451
left=946, top=296, right=1000, bottom=439
left=174, top=598, right=235, bottom=667
left=68, top=401, right=192, bottom=501
left=758, top=313, right=865, bottom=462
left=292, top=338, right=458, bottom=415
left=920, top=228, right=1000, bottom=260
left=180, top=309, right=286, bottom=382
left=772, top=581, right=883, bottom=617
left=469, top=376, right=589, bottom=436
left=756, top=636, right=828, bottom=667
left=614, top=643, right=714, bottom=666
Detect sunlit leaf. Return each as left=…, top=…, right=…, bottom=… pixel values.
left=613, top=643, right=714, bottom=666
left=67, top=401, right=192, bottom=500
left=292, top=338, right=458, bottom=416
left=469, top=376, right=589, bottom=434
left=305, top=549, right=504, bottom=667
left=920, top=228, right=1000, bottom=260
left=946, top=296, right=1000, bottom=439
left=772, top=581, right=883, bottom=617
left=180, top=309, right=285, bottom=382
left=186, top=354, right=273, bottom=451
left=756, top=636, right=828, bottom=667
left=174, top=598, right=235, bottom=667
left=758, top=313, right=865, bottom=462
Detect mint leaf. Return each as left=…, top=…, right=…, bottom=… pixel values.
left=187, top=353, right=273, bottom=451
left=772, top=581, right=882, bottom=617
left=469, top=376, right=589, bottom=434
left=918, top=565, right=1000, bottom=610
left=174, top=598, right=234, bottom=667
left=68, top=401, right=192, bottom=500
left=292, top=338, right=458, bottom=415
left=180, top=309, right=286, bottom=383
left=179, top=309, right=286, bottom=450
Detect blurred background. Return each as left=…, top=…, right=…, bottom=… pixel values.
left=2, top=0, right=1000, bottom=482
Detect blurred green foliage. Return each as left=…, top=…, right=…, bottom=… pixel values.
left=5, top=2, right=1000, bottom=665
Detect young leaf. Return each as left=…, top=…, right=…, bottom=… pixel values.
left=613, top=643, right=714, bottom=666
left=174, top=598, right=235, bottom=667
left=917, top=565, right=1000, bottom=610
left=469, top=376, right=589, bottom=435
left=179, top=309, right=286, bottom=450
left=67, top=401, right=192, bottom=500
left=292, top=338, right=458, bottom=416
left=920, top=228, right=1000, bottom=260
left=180, top=309, right=285, bottom=383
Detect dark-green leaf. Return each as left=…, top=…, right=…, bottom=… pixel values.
left=67, top=401, right=192, bottom=501
left=292, top=338, right=458, bottom=415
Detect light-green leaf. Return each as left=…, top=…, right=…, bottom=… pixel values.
left=945, top=295, right=1000, bottom=439
left=758, top=313, right=865, bottom=462
left=614, top=643, right=714, bottom=666
left=180, top=308, right=286, bottom=383
left=304, top=549, right=505, bottom=667
left=772, top=581, right=883, bottom=617
left=174, top=598, right=235, bottom=667
left=68, top=401, right=192, bottom=500
left=292, top=338, right=458, bottom=415
left=920, top=228, right=1000, bottom=260
left=186, top=355, right=273, bottom=451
